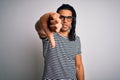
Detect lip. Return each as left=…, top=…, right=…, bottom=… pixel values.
left=62, top=24, right=68, bottom=28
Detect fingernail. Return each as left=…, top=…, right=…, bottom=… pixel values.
left=52, top=44, right=55, bottom=48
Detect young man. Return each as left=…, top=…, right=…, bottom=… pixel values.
left=35, top=4, right=84, bottom=80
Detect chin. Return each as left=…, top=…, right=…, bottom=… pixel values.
left=60, top=28, right=69, bottom=32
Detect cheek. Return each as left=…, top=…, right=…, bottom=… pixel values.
left=68, top=23, right=72, bottom=28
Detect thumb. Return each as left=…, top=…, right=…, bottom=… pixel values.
left=48, top=33, right=56, bottom=48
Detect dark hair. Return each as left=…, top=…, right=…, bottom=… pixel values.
left=57, top=4, right=77, bottom=41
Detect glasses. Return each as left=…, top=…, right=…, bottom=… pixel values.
left=59, top=15, right=73, bottom=22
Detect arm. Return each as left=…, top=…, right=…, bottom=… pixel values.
left=75, top=54, right=84, bottom=80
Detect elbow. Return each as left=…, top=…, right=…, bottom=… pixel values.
left=75, top=63, right=84, bottom=71
left=76, top=64, right=81, bottom=71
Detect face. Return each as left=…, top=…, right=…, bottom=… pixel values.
left=58, top=9, right=73, bottom=32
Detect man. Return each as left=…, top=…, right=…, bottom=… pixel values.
left=35, top=4, right=84, bottom=80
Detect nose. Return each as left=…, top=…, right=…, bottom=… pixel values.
left=62, top=18, right=68, bottom=22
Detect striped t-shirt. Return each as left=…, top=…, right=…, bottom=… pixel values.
left=42, top=33, right=81, bottom=80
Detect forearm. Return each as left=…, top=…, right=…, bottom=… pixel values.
left=76, top=65, right=84, bottom=80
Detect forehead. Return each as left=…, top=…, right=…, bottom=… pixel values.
left=58, top=9, right=72, bottom=16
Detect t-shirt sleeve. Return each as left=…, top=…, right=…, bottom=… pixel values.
left=77, top=36, right=82, bottom=54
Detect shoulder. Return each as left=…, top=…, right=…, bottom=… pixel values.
left=42, top=32, right=59, bottom=42
left=75, top=35, right=80, bottom=40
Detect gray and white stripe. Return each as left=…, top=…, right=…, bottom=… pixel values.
left=42, top=33, right=81, bottom=80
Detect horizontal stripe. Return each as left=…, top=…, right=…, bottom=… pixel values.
left=42, top=33, right=81, bottom=80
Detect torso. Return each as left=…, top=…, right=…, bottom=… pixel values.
left=42, top=33, right=81, bottom=80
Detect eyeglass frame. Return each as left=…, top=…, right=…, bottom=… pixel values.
left=59, top=15, right=74, bottom=22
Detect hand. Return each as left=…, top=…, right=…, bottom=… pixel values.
left=39, top=12, right=62, bottom=48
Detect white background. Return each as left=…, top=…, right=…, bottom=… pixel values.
left=0, top=0, right=120, bottom=80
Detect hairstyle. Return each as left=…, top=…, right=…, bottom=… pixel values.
left=57, top=4, right=77, bottom=41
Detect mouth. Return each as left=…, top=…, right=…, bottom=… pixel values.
left=62, top=24, right=68, bottom=28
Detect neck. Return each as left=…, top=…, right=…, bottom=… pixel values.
left=59, top=31, right=69, bottom=37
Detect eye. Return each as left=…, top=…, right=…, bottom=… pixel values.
left=59, top=15, right=73, bottom=22
left=67, top=16, right=73, bottom=19
left=59, top=15, right=65, bottom=19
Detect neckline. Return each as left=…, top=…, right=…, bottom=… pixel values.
left=57, top=33, right=68, bottom=39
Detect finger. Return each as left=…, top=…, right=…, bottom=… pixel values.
left=50, top=20, right=58, bottom=24
left=50, top=13, right=60, bottom=21
left=55, top=23, right=62, bottom=32
left=49, top=22, right=62, bottom=32
left=49, top=25, right=56, bottom=31
left=51, top=13, right=60, bottom=19
left=55, top=19, right=62, bottom=32
left=50, top=19, right=62, bottom=32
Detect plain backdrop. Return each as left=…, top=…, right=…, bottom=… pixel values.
left=0, top=0, right=120, bottom=80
